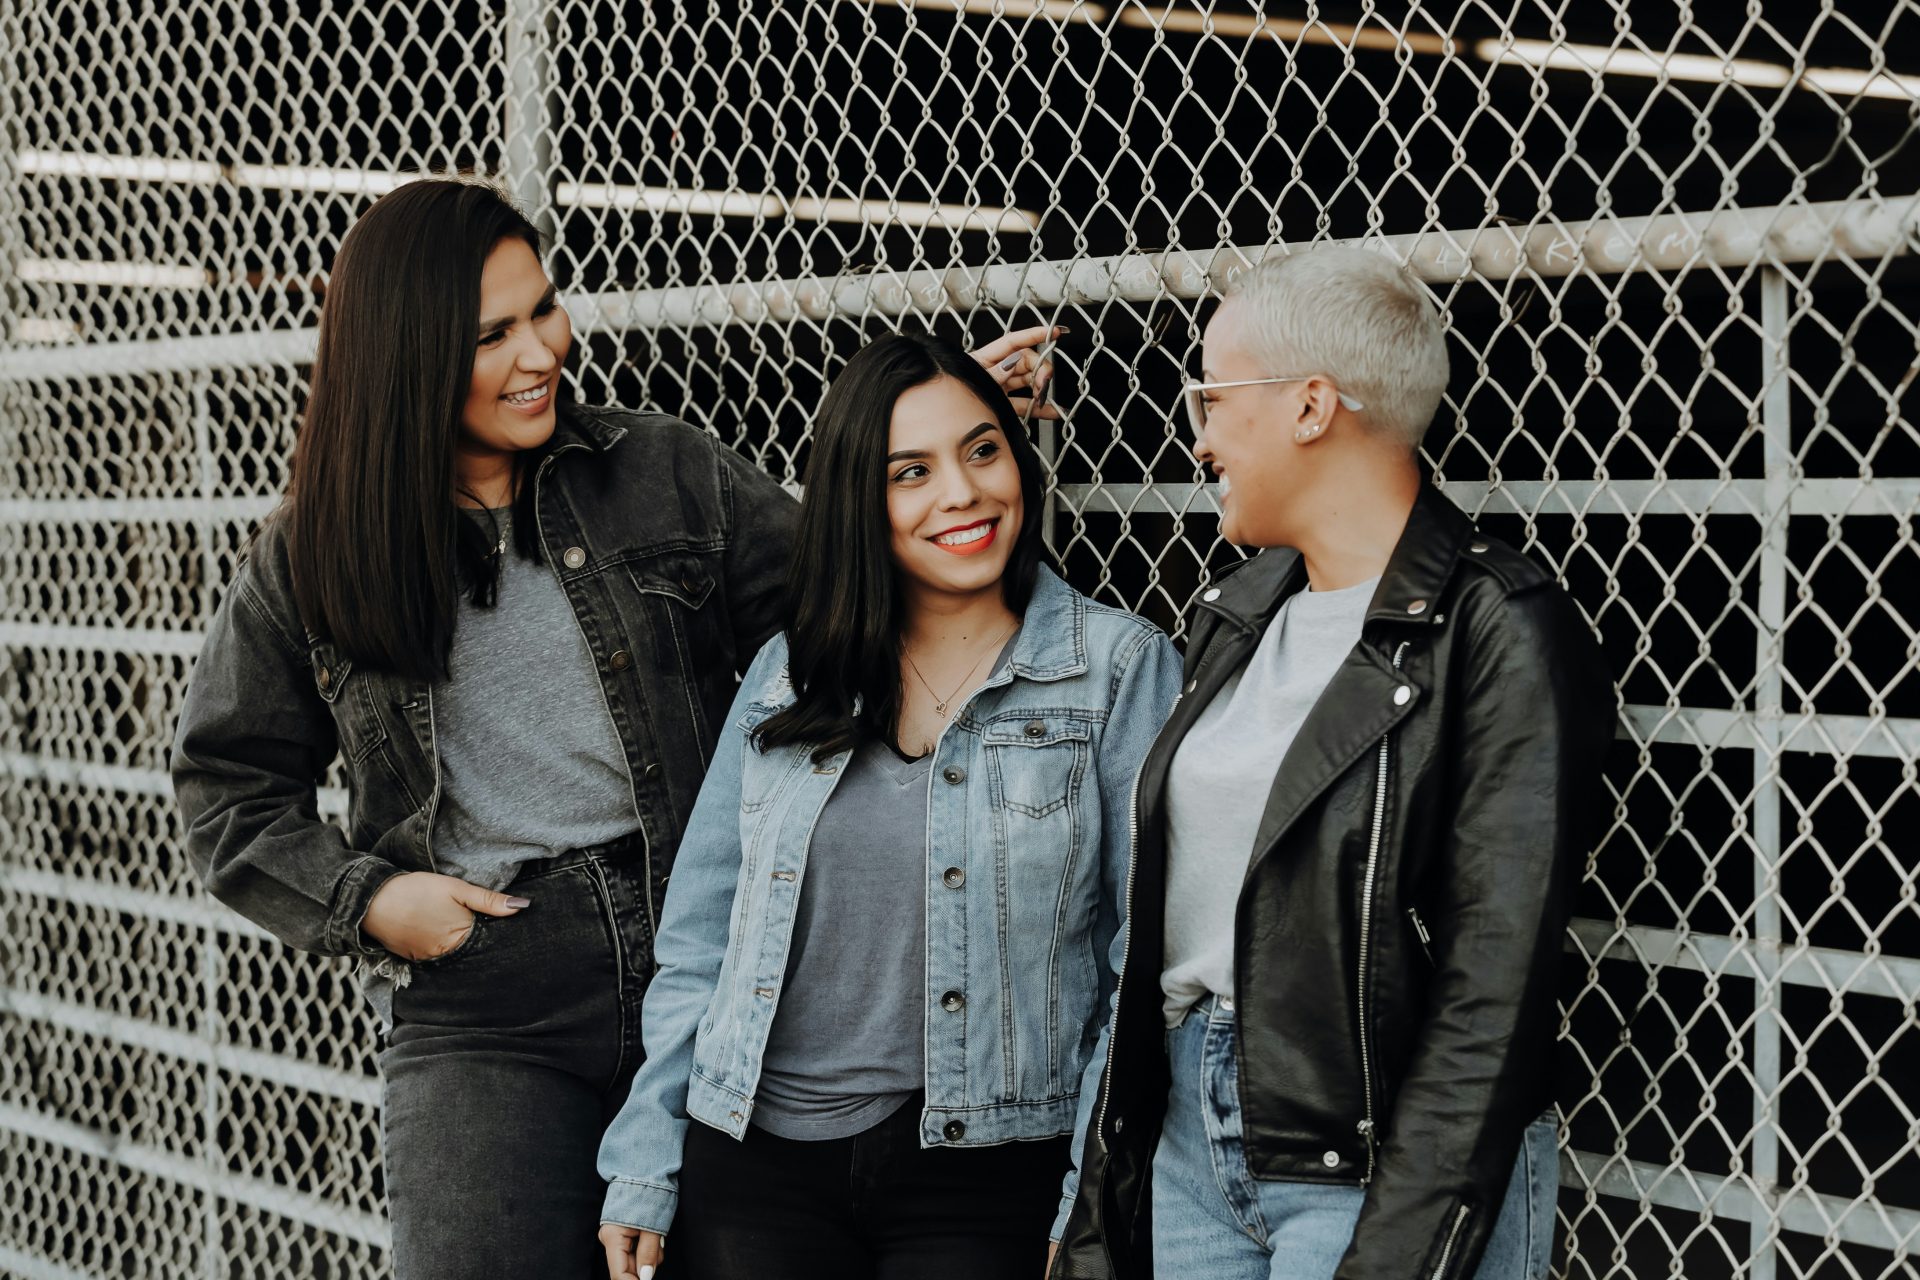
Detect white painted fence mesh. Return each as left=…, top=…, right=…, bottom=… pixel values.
left=2, top=2, right=1918, bottom=1277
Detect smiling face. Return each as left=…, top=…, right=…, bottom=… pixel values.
left=1193, top=297, right=1315, bottom=547
left=458, top=236, right=572, bottom=473
left=885, top=374, right=1025, bottom=601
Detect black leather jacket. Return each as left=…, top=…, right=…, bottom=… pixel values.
left=1054, top=486, right=1615, bottom=1280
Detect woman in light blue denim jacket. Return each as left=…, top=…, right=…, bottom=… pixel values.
left=596, top=332, right=1180, bottom=1280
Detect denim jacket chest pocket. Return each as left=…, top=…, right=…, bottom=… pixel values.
left=733, top=700, right=805, bottom=815
left=980, top=712, right=1093, bottom=821
left=620, top=550, right=725, bottom=732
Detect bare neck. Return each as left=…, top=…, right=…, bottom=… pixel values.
left=1290, top=456, right=1422, bottom=592
left=901, top=583, right=1020, bottom=655
left=455, top=451, right=517, bottom=510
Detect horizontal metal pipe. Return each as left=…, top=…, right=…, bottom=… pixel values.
left=1561, top=1146, right=1920, bottom=1255
left=0, top=478, right=1914, bottom=528
left=1052, top=477, right=1920, bottom=520
left=3, top=196, right=1910, bottom=382
left=0, top=1102, right=389, bottom=1249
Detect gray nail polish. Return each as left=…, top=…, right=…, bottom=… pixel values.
left=504, top=896, right=531, bottom=909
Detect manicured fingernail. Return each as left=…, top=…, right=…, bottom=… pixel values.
left=1000, top=354, right=1020, bottom=370
left=639, top=1267, right=655, bottom=1280
left=1055, top=324, right=1072, bottom=333
left=504, top=896, right=531, bottom=909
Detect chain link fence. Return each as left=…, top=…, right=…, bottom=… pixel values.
left=2, top=1, right=1918, bottom=1276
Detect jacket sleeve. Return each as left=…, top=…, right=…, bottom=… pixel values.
left=598, top=637, right=781, bottom=1235
left=712, top=437, right=799, bottom=662
left=1052, top=626, right=1183, bottom=1241
left=169, top=571, right=405, bottom=957
left=1334, top=584, right=1615, bottom=1280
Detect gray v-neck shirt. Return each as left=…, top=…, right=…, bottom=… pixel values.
left=751, top=638, right=1017, bottom=1140
left=751, top=739, right=934, bottom=1139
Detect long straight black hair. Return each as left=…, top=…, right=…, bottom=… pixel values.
left=284, top=178, right=552, bottom=681
left=754, top=332, right=1051, bottom=761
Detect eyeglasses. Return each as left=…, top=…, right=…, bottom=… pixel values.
left=1181, top=376, right=1365, bottom=439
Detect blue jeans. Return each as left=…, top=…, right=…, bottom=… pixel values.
left=1152, top=997, right=1559, bottom=1279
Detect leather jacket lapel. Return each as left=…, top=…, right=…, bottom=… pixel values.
left=1249, top=638, right=1420, bottom=869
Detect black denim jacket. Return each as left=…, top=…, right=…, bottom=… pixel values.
left=170, top=404, right=799, bottom=962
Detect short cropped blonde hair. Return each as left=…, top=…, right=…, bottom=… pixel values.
left=1223, top=245, right=1450, bottom=449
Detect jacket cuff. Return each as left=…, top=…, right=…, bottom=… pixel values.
left=601, top=1177, right=678, bottom=1237
left=327, top=855, right=409, bottom=957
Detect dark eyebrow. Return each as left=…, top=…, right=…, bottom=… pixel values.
left=886, top=422, right=1001, bottom=464
left=478, top=284, right=557, bottom=335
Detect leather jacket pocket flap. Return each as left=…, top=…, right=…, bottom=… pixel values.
left=983, top=714, right=1091, bottom=748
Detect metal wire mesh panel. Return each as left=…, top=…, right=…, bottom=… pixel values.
left=3, top=2, right=1918, bottom=1277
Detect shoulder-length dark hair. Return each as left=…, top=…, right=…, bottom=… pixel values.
left=755, top=331, right=1051, bottom=761
left=284, top=177, right=550, bottom=681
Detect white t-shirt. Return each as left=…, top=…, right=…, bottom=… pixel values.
left=1159, top=574, right=1379, bottom=1026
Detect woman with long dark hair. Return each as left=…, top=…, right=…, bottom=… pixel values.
left=594, top=332, right=1181, bottom=1280
left=170, top=179, right=1061, bottom=1279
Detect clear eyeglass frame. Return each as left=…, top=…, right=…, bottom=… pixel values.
left=1181, top=376, right=1365, bottom=438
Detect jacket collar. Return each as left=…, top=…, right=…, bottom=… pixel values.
left=549, top=402, right=630, bottom=456
left=999, top=564, right=1088, bottom=683
left=1198, top=483, right=1476, bottom=635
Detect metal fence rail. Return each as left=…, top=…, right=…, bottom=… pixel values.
left=3, top=2, right=1918, bottom=1277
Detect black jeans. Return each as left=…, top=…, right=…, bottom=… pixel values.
left=668, top=1099, right=1070, bottom=1280
left=380, top=841, right=652, bottom=1280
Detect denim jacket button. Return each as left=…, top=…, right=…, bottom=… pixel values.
left=644, top=762, right=661, bottom=779
left=315, top=665, right=332, bottom=691
left=562, top=546, right=587, bottom=569
left=940, top=990, right=965, bottom=1012
left=942, top=867, right=965, bottom=889
left=1023, top=719, right=1046, bottom=738
left=943, top=1120, right=967, bottom=1140
left=609, top=649, right=632, bottom=671
left=942, top=766, right=966, bottom=785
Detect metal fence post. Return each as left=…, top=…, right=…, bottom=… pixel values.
left=502, top=0, right=555, bottom=239
left=1748, top=263, right=1792, bottom=1280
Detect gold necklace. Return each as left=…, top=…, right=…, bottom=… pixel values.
left=903, top=620, right=1017, bottom=718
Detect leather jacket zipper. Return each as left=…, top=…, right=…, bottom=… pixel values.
left=1095, top=688, right=1181, bottom=1153
left=1356, top=640, right=1410, bottom=1179
left=1431, top=1204, right=1471, bottom=1280
left=1407, top=906, right=1434, bottom=965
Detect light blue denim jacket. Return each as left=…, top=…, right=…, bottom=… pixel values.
left=597, top=566, right=1181, bottom=1239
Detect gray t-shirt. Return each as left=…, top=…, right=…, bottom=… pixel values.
left=364, top=507, right=642, bottom=1026
left=1159, top=575, right=1378, bottom=1026
left=751, top=637, right=1017, bottom=1140
left=751, top=739, right=933, bottom=1139
left=432, top=506, right=643, bottom=888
